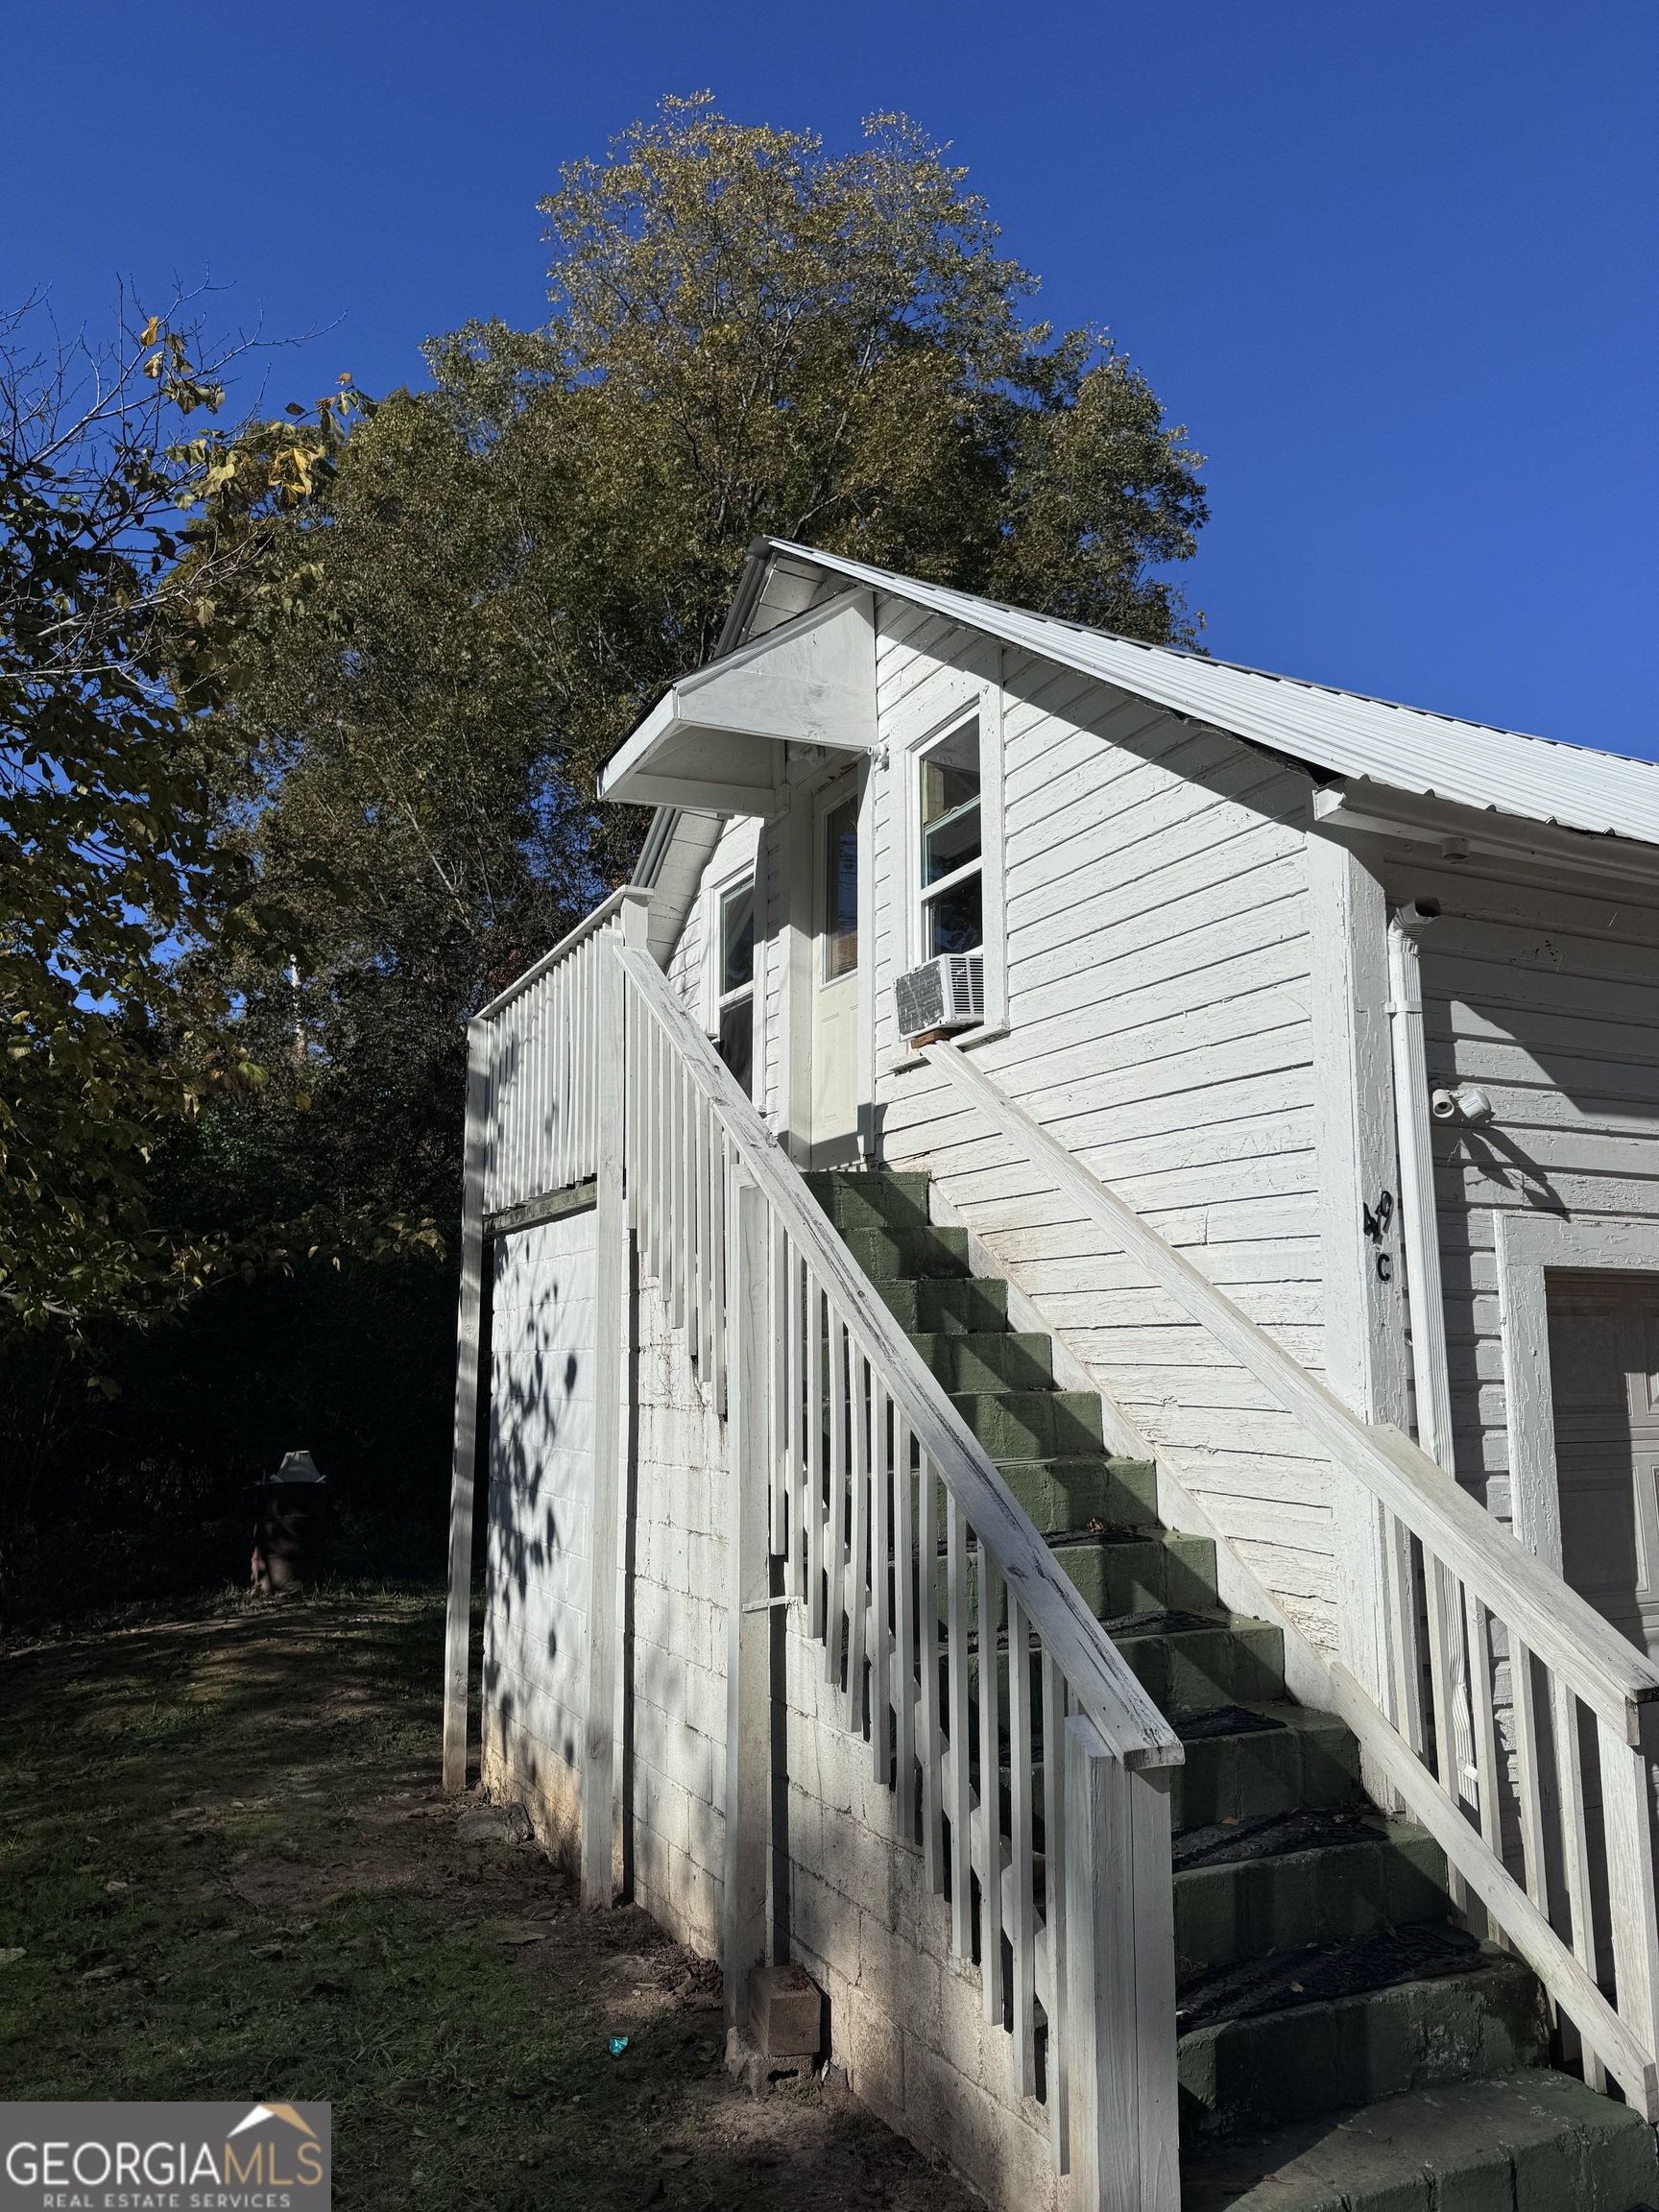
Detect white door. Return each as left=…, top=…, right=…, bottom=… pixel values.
left=1548, top=1272, right=1659, bottom=1660
left=807, top=775, right=861, bottom=1167
left=1544, top=1272, right=1659, bottom=1992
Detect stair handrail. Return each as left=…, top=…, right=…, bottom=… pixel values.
left=619, top=940, right=1181, bottom=1769
left=920, top=1041, right=1659, bottom=1733
left=921, top=1037, right=1659, bottom=2118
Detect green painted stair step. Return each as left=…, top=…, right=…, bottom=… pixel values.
left=1051, top=1527, right=1220, bottom=1617
left=804, top=1167, right=932, bottom=1233
left=1177, top=1931, right=1549, bottom=2138
left=995, top=1455, right=1160, bottom=1535
left=909, top=1329, right=1056, bottom=1391
left=949, top=1385, right=1104, bottom=1459
left=842, top=1224, right=972, bottom=1280
left=929, top=1529, right=1218, bottom=1625
left=871, top=1273, right=1011, bottom=1335
left=1180, top=2068, right=1659, bottom=2211
left=1171, top=1705, right=1364, bottom=1833
left=1004, top=1704, right=1366, bottom=1855
left=1172, top=1809, right=1451, bottom=1974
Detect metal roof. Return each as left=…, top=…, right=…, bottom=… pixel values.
left=747, top=541, right=1659, bottom=851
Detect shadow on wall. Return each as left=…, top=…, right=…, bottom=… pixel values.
left=484, top=1235, right=590, bottom=1810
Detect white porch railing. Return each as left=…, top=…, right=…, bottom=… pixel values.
left=444, top=921, right=1187, bottom=2212
left=921, top=1039, right=1659, bottom=2124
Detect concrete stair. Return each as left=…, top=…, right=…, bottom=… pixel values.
left=805, top=1166, right=1659, bottom=2212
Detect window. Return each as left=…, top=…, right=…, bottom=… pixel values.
left=716, top=877, right=755, bottom=1096
left=919, top=716, right=982, bottom=957
left=823, top=795, right=858, bottom=979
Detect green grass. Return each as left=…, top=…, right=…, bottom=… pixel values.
left=0, top=1589, right=973, bottom=2212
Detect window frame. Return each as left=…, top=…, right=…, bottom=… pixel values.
left=901, top=686, right=1006, bottom=1050
left=916, top=714, right=985, bottom=963
left=706, top=860, right=758, bottom=1100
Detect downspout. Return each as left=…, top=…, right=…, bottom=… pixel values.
left=1386, top=898, right=1479, bottom=1813
left=1386, top=900, right=1454, bottom=1469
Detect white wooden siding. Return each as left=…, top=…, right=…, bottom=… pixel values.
left=867, top=599, right=1335, bottom=1650
left=1398, top=858, right=1659, bottom=1529
left=481, top=1210, right=598, bottom=1853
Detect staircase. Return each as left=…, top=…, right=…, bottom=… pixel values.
left=806, top=1167, right=1659, bottom=2212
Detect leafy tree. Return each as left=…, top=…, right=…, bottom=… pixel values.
left=0, top=293, right=273, bottom=1348
left=0, top=292, right=424, bottom=1355
left=211, top=95, right=1208, bottom=1190
left=538, top=94, right=1207, bottom=656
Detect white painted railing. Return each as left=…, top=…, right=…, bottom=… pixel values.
left=445, top=922, right=1187, bottom=2212
left=922, top=1039, right=1659, bottom=2124
left=474, top=886, right=648, bottom=1216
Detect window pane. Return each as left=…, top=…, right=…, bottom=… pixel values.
left=717, top=997, right=754, bottom=1097
left=925, top=871, right=982, bottom=956
left=824, top=795, right=858, bottom=979
left=721, top=879, right=755, bottom=994
left=921, top=719, right=981, bottom=885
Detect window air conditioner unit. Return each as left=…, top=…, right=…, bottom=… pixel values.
left=895, top=951, right=983, bottom=1042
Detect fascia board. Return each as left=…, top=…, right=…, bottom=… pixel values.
left=1312, top=781, right=1659, bottom=890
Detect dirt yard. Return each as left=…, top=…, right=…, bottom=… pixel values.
left=0, top=1590, right=980, bottom=2212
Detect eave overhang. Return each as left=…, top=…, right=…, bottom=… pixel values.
left=1311, top=781, right=1659, bottom=890
left=598, top=589, right=877, bottom=815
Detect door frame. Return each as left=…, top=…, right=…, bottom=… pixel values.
left=1496, top=1212, right=1659, bottom=1574
left=781, top=758, right=870, bottom=1166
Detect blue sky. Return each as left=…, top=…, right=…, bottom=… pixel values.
left=5, top=2, right=1653, bottom=756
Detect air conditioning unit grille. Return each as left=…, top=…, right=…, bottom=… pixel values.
left=895, top=951, right=984, bottom=1040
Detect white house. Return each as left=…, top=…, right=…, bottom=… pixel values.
left=444, top=542, right=1659, bottom=2211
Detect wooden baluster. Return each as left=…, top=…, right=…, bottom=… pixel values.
left=920, top=1454, right=944, bottom=1893
left=847, top=1347, right=871, bottom=1739
left=640, top=1012, right=658, bottom=1271
left=1423, top=1550, right=1469, bottom=1911
left=712, top=1128, right=729, bottom=1406
left=1510, top=1633, right=1551, bottom=1923
left=1464, top=1588, right=1503, bottom=1941
left=1041, top=1649, right=1069, bottom=2168
left=680, top=1064, right=695, bottom=1337
left=870, top=1380, right=893, bottom=1789
left=894, top=1409, right=916, bottom=1841
left=825, top=1306, right=849, bottom=1691
left=527, top=992, right=539, bottom=1199
left=655, top=1018, right=669, bottom=1295
left=978, top=1540, right=1004, bottom=2025
left=557, top=962, right=569, bottom=1194
left=503, top=1004, right=520, bottom=1208
left=536, top=975, right=552, bottom=1197
left=694, top=1094, right=710, bottom=1371
left=947, top=1493, right=973, bottom=1959
left=1383, top=1509, right=1427, bottom=1759
left=1008, top=1593, right=1037, bottom=2095
left=584, top=941, right=597, bottom=1178
left=772, top=1218, right=792, bottom=1579
left=663, top=1049, right=676, bottom=1318
left=654, top=1016, right=667, bottom=1284
left=805, top=1266, right=826, bottom=1644
left=1552, top=1674, right=1607, bottom=2093
left=569, top=950, right=584, bottom=1185
left=1599, top=1714, right=1659, bottom=2114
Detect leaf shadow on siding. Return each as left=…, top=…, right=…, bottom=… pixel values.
left=485, top=1249, right=583, bottom=1783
